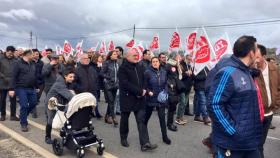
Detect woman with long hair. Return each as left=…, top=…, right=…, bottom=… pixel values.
left=101, top=50, right=119, bottom=126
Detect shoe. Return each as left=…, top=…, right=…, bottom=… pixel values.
left=202, top=137, right=212, bottom=152
left=167, top=124, right=178, bottom=132
left=163, top=137, right=171, bottom=145
left=105, top=115, right=113, bottom=124
left=21, top=125, right=28, bottom=132
left=194, top=116, right=204, bottom=123
left=203, top=117, right=211, bottom=125
left=0, top=116, right=6, bottom=121
left=175, top=118, right=187, bottom=125
left=121, top=139, right=129, bottom=147
left=45, top=136, right=53, bottom=144
left=113, top=117, right=118, bottom=126
left=10, top=116, right=20, bottom=121
left=270, top=124, right=276, bottom=130
left=141, top=143, right=158, bottom=152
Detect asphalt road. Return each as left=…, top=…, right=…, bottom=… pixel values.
left=0, top=92, right=279, bottom=158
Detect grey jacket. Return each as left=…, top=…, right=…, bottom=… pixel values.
left=0, top=55, right=17, bottom=89
left=46, top=75, right=74, bottom=106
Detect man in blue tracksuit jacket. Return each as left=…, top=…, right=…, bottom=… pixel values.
left=207, top=35, right=263, bottom=158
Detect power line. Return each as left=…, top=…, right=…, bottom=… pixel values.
left=136, top=19, right=280, bottom=30
left=38, top=28, right=133, bottom=40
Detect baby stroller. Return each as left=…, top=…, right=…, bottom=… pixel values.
left=49, top=92, right=105, bottom=158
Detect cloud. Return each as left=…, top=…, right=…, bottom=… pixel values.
left=0, top=22, right=8, bottom=29
left=0, top=0, right=279, bottom=50
left=0, top=9, right=36, bottom=21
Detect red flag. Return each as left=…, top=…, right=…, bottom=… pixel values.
left=99, top=40, right=107, bottom=54
left=75, top=40, right=83, bottom=57
left=195, top=36, right=210, bottom=64
left=186, top=32, right=197, bottom=53
left=149, top=35, right=159, bottom=50
left=169, top=32, right=181, bottom=49
left=108, top=40, right=115, bottom=51
left=63, top=40, right=72, bottom=54
left=126, top=39, right=135, bottom=48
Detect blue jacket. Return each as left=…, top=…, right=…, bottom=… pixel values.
left=207, top=55, right=262, bottom=150
left=144, top=66, right=167, bottom=106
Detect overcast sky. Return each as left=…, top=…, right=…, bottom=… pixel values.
left=0, top=0, right=279, bottom=51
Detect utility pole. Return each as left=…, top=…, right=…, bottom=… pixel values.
left=35, top=36, right=37, bottom=49
left=29, top=31, right=33, bottom=48
left=133, top=24, right=135, bottom=39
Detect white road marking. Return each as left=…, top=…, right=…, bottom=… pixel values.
left=6, top=110, right=118, bottom=158
left=0, top=123, right=58, bottom=158
left=267, top=136, right=280, bottom=141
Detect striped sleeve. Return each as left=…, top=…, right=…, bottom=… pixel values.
left=207, top=66, right=236, bottom=136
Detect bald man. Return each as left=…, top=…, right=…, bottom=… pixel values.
left=118, top=49, right=157, bottom=151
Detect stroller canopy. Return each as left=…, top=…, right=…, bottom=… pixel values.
left=66, top=92, right=96, bottom=119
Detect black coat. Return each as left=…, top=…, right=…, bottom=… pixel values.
left=180, top=61, right=193, bottom=93
left=118, top=60, right=146, bottom=112
left=33, top=59, right=44, bottom=86
left=92, top=63, right=105, bottom=90
left=0, top=55, right=17, bottom=89
left=74, top=64, right=98, bottom=96
left=11, top=58, right=38, bottom=90
left=101, top=60, right=119, bottom=90
left=194, top=67, right=209, bottom=91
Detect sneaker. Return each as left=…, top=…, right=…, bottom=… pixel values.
left=10, top=116, right=20, bottom=121
left=194, top=116, right=204, bottom=123
left=21, top=125, right=28, bottom=132
left=175, top=118, right=187, bottom=125
left=0, top=116, right=6, bottom=121
left=141, top=143, right=158, bottom=152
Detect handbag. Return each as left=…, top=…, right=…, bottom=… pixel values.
left=157, top=90, right=168, bottom=104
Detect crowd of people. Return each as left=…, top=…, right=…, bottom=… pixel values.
left=0, top=35, right=279, bottom=157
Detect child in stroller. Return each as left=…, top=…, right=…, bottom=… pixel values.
left=49, top=92, right=105, bottom=158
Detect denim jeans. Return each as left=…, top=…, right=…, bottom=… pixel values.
left=16, top=88, right=37, bottom=126
left=177, top=92, right=190, bottom=118
left=194, top=90, right=208, bottom=118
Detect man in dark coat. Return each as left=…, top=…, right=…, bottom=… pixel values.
left=9, top=50, right=39, bottom=132
left=42, top=54, right=63, bottom=94
left=0, top=46, right=19, bottom=121
left=118, top=49, right=157, bottom=151
left=139, top=49, right=152, bottom=70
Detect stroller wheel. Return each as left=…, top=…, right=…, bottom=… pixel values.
left=97, top=145, right=104, bottom=156
left=52, top=139, right=63, bottom=156
left=76, top=148, right=85, bottom=158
